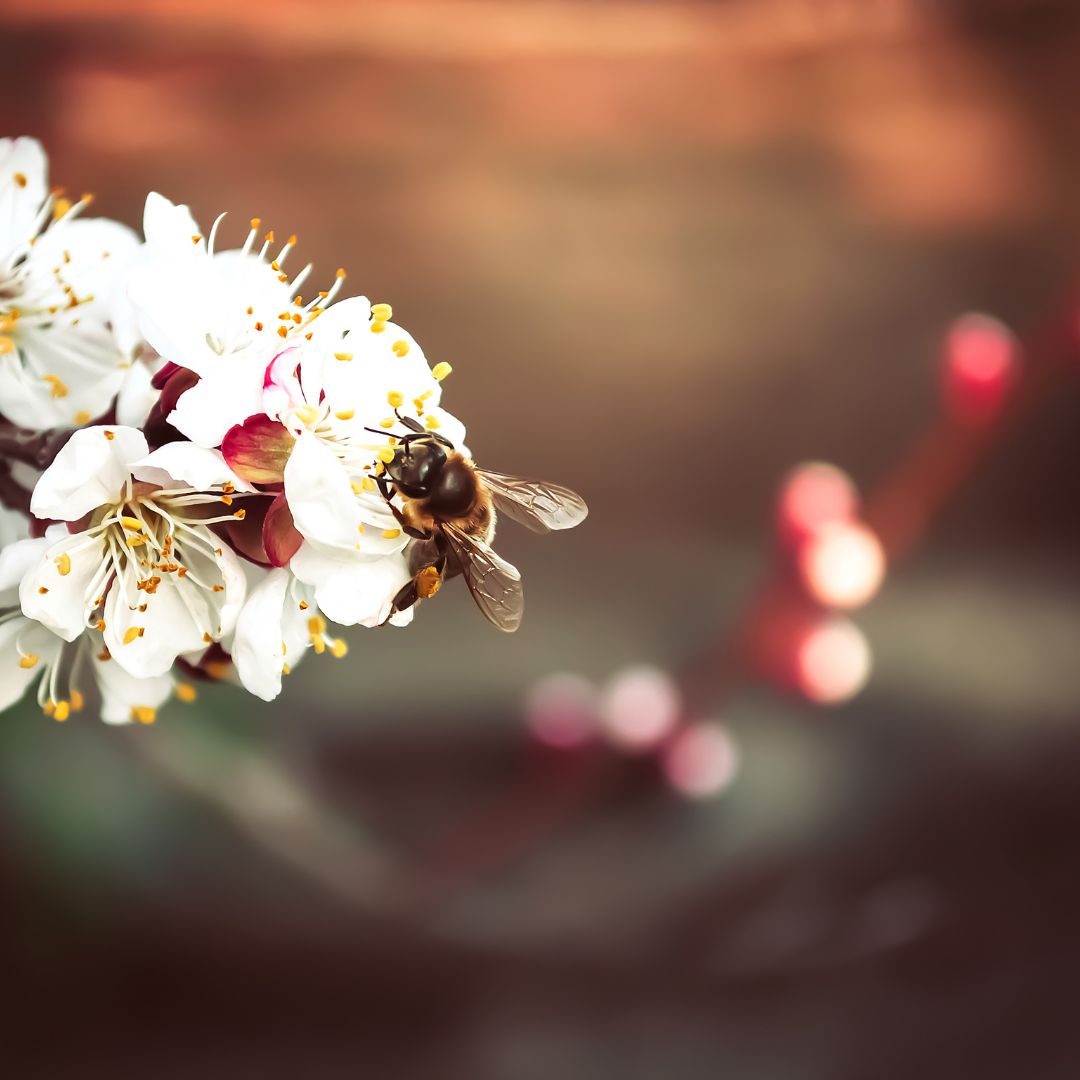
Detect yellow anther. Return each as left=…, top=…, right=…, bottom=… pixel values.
left=294, top=403, right=319, bottom=425
left=282, top=641, right=288, bottom=655
left=18, top=654, right=38, bottom=669
left=361, top=476, right=377, bottom=492
left=53, top=196, right=72, bottom=220
left=282, top=663, right=291, bottom=675
left=265, top=230, right=275, bottom=243
left=73, top=410, right=90, bottom=425
left=95, top=619, right=106, bottom=632
left=432, top=362, right=453, bottom=381
left=42, top=373, right=68, bottom=398
left=307, top=615, right=327, bottom=637
left=391, top=340, right=409, bottom=357
left=277, top=325, right=288, bottom=338
left=71, top=690, right=85, bottom=711
left=425, top=414, right=441, bottom=430
left=330, top=638, right=348, bottom=659
left=127, top=535, right=146, bottom=547
left=298, top=600, right=309, bottom=610
left=43, top=700, right=55, bottom=717
left=233, top=508, right=246, bottom=520
left=371, top=303, right=393, bottom=321
left=416, top=389, right=433, bottom=402
left=104, top=430, right=115, bottom=440
left=334, top=352, right=353, bottom=362
left=336, top=267, right=346, bottom=279
left=334, top=409, right=355, bottom=421
left=250, top=217, right=261, bottom=230
left=370, top=320, right=387, bottom=334
left=312, top=636, right=326, bottom=655
left=191, top=235, right=202, bottom=244
left=375, top=447, right=395, bottom=463
left=54, top=552, right=72, bottom=575
left=120, top=516, right=143, bottom=531
left=176, top=682, right=197, bottom=703
left=387, top=391, right=404, bottom=408
left=122, top=626, right=144, bottom=645
left=288, top=234, right=297, bottom=245
left=255, top=321, right=264, bottom=331
left=14, top=172, right=26, bottom=188
left=53, top=700, right=70, bottom=722
left=379, top=417, right=395, bottom=429
left=131, top=706, right=156, bottom=725
left=382, top=528, right=401, bottom=540
left=0, top=335, right=14, bottom=356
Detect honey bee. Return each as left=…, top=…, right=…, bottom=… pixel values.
left=372, top=414, right=587, bottom=631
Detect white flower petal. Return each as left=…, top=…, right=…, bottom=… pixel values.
left=19, top=531, right=104, bottom=641
left=94, top=655, right=174, bottom=725
left=0, top=617, right=61, bottom=713
left=132, top=443, right=257, bottom=493
left=0, top=137, right=48, bottom=253
left=283, top=432, right=363, bottom=551
left=0, top=533, right=48, bottom=606
left=30, top=425, right=147, bottom=521
left=290, top=542, right=410, bottom=628
left=232, top=568, right=309, bottom=702
left=142, top=192, right=201, bottom=251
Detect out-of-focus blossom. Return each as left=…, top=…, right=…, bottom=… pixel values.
left=0, top=137, right=140, bottom=430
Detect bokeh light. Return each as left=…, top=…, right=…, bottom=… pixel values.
left=598, top=665, right=681, bottom=753
left=798, top=521, right=886, bottom=609
left=524, top=672, right=598, bottom=749
left=662, top=721, right=740, bottom=799
left=942, top=313, right=1020, bottom=424
left=776, top=462, right=859, bottom=549
left=795, top=617, right=873, bottom=705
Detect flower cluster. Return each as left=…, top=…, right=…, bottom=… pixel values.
left=0, top=137, right=483, bottom=725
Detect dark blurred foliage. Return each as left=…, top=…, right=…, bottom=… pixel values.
left=2, top=1, right=1080, bottom=1076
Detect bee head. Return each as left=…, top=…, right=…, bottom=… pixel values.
left=386, top=434, right=450, bottom=498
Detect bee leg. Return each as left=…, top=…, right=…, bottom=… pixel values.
left=379, top=563, right=442, bottom=626
left=376, top=476, right=396, bottom=504
left=387, top=501, right=431, bottom=541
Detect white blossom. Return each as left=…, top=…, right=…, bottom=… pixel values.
left=0, top=138, right=141, bottom=430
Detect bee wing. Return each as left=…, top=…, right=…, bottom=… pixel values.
left=441, top=522, right=525, bottom=633
left=478, top=470, right=589, bottom=534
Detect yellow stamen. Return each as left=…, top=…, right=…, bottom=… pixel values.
left=370, top=320, right=387, bottom=334
left=334, top=352, right=353, bottom=362
left=432, top=362, right=453, bottom=381
left=371, top=303, right=393, bottom=321
left=334, top=409, right=355, bottom=421
left=295, top=403, right=319, bottom=425
left=122, top=626, right=144, bottom=644
left=42, top=373, right=68, bottom=398
left=120, top=516, right=144, bottom=531
left=18, top=654, right=38, bottom=669
left=176, top=682, right=197, bottom=703
left=382, top=528, right=401, bottom=540
left=53, top=700, right=70, bottom=722
left=104, top=430, right=115, bottom=441
left=71, top=690, right=85, bottom=711
left=54, top=552, right=72, bottom=575
left=43, top=700, right=55, bottom=717
left=376, top=447, right=395, bottom=464
left=361, top=476, right=377, bottom=492
left=330, top=638, right=348, bottom=659
left=387, top=391, right=404, bottom=408
left=425, top=414, right=441, bottom=430
left=13, top=172, right=26, bottom=188
left=73, top=410, right=91, bottom=425
left=131, top=706, right=156, bottom=725
left=53, top=196, right=72, bottom=220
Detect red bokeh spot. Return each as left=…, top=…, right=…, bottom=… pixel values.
left=776, top=463, right=859, bottom=549
left=942, top=313, right=1019, bottom=425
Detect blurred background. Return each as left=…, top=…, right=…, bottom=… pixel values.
left=3, top=0, right=1080, bottom=1075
